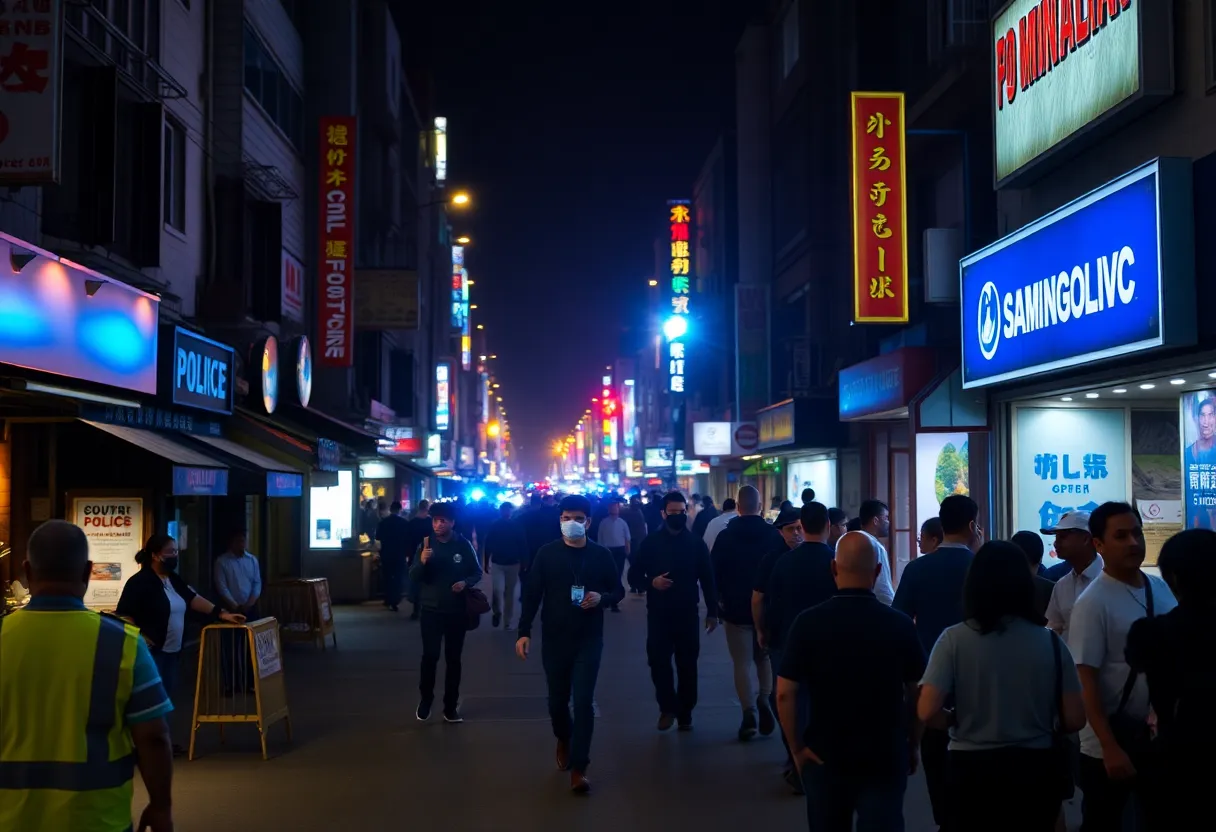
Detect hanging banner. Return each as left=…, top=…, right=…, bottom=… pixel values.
left=850, top=92, right=908, bottom=323
left=72, top=496, right=144, bottom=609
left=317, top=116, right=357, bottom=367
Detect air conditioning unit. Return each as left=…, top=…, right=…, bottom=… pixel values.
left=923, top=227, right=962, bottom=303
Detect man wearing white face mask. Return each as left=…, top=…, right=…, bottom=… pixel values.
left=517, top=494, right=623, bottom=794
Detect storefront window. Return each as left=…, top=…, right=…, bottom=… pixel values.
left=788, top=459, right=836, bottom=508
left=915, top=432, right=971, bottom=534
left=310, top=470, right=353, bottom=549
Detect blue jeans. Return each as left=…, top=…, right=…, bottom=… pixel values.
left=801, top=764, right=907, bottom=832
left=543, top=636, right=602, bottom=772
left=151, top=648, right=181, bottom=700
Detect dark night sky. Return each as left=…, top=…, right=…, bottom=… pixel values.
left=413, top=1, right=759, bottom=478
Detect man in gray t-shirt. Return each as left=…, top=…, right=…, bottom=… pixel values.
left=1068, top=502, right=1178, bottom=831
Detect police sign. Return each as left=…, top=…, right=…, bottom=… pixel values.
left=169, top=328, right=234, bottom=414
left=960, top=159, right=1194, bottom=389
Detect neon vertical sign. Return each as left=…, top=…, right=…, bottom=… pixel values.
left=435, top=362, right=451, bottom=432
left=461, top=268, right=471, bottom=370
left=667, top=200, right=691, bottom=393
left=451, top=245, right=464, bottom=328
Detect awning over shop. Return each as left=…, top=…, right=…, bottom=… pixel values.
left=81, top=420, right=229, bottom=496
left=838, top=347, right=938, bottom=422
left=911, top=368, right=988, bottom=431
left=190, top=434, right=306, bottom=497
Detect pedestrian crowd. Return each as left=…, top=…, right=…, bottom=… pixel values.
left=3, top=485, right=1213, bottom=830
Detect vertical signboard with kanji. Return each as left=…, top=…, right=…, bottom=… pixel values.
left=668, top=200, right=691, bottom=393
left=0, top=0, right=63, bottom=184
left=850, top=92, right=908, bottom=323
left=318, top=116, right=357, bottom=367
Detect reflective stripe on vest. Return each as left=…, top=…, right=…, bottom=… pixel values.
left=0, top=614, right=136, bottom=790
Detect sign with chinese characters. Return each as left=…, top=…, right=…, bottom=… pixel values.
left=0, top=0, right=63, bottom=184
left=667, top=200, right=691, bottom=393
left=850, top=92, right=908, bottom=323
left=0, top=233, right=159, bottom=394
left=435, top=362, right=451, bottom=433
left=77, top=403, right=222, bottom=437
left=281, top=249, right=304, bottom=323
left=450, top=245, right=465, bottom=329
left=993, top=1, right=1171, bottom=186
left=460, top=270, right=471, bottom=371
left=961, top=159, right=1194, bottom=389
left=1015, top=407, right=1127, bottom=542
left=1181, top=390, right=1216, bottom=531
left=317, top=116, right=357, bottom=367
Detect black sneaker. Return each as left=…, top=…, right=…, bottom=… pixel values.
left=737, top=711, right=758, bottom=741
left=677, top=717, right=693, bottom=732
left=783, top=766, right=805, bottom=795
left=443, top=707, right=464, bottom=723
left=757, top=696, right=776, bottom=736
left=416, top=701, right=432, bottom=721
left=492, top=613, right=501, bottom=628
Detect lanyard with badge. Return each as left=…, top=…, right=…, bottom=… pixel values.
left=570, top=550, right=587, bottom=606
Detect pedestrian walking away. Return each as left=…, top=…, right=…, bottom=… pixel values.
left=516, top=494, right=623, bottom=794
left=701, top=497, right=738, bottom=553
left=710, top=485, right=781, bottom=740
left=629, top=491, right=719, bottom=732
left=409, top=501, right=482, bottom=724
left=777, top=530, right=925, bottom=832
left=594, top=498, right=632, bottom=612
left=1, top=520, right=177, bottom=832
left=892, top=494, right=981, bottom=830
left=484, top=500, right=529, bottom=629
left=375, top=502, right=412, bottom=612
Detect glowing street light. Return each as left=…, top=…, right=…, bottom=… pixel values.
left=487, top=420, right=501, bottom=438
left=451, top=191, right=471, bottom=206
left=662, top=315, right=688, bottom=341
left=456, top=235, right=471, bottom=244
left=648, top=279, right=659, bottom=287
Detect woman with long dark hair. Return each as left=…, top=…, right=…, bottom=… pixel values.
left=116, top=533, right=244, bottom=752
left=918, top=540, right=1088, bottom=831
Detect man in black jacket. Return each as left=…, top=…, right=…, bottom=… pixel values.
left=629, top=491, right=719, bottom=732
left=485, top=501, right=530, bottom=629
left=516, top=494, right=623, bottom=795
left=711, top=485, right=784, bottom=740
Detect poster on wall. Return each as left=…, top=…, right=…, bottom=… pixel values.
left=72, top=497, right=144, bottom=608
left=1016, top=408, right=1128, bottom=560
left=787, top=459, right=837, bottom=510
left=915, top=433, right=970, bottom=536
left=1181, top=391, right=1216, bottom=534
left=1132, top=409, right=1182, bottom=566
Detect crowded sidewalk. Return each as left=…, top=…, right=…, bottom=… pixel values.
left=140, top=600, right=1080, bottom=831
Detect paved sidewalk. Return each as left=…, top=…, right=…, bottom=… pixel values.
left=141, top=594, right=1080, bottom=831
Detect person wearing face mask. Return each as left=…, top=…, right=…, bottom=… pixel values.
left=628, top=492, right=719, bottom=732
left=116, top=532, right=244, bottom=753
left=517, top=495, right=623, bottom=794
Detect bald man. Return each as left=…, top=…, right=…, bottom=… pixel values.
left=776, top=531, right=926, bottom=829
left=0, top=520, right=176, bottom=831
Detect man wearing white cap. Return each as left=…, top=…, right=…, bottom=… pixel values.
left=1043, top=510, right=1103, bottom=644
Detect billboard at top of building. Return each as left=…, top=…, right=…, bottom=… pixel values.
left=318, top=116, right=357, bottom=367
left=992, top=0, right=1174, bottom=187
left=850, top=92, right=908, bottom=323
left=667, top=200, right=691, bottom=394
left=960, top=158, right=1194, bottom=389
left=0, top=1, right=63, bottom=185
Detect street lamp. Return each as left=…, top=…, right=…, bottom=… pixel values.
left=456, top=235, right=471, bottom=244
left=451, top=191, right=471, bottom=205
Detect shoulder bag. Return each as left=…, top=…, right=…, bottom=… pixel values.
left=1108, top=573, right=1155, bottom=756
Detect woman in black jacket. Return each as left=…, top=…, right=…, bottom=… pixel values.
left=116, top=533, right=244, bottom=746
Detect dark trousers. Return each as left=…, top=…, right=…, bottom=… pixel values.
left=1078, top=752, right=1159, bottom=832
left=921, top=726, right=953, bottom=830
left=543, top=636, right=603, bottom=772
left=768, top=646, right=809, bottom=768
left=646, top=613, right=700, bottom=719
left=800, top=763, right=907, bottom=832
left=381, top=557, right=405, bottom=607
left=419, top=609, right=467, bottom=710
left=949, top=747, right=1062, bottom=832
left=608, top=547, right=627, bottom=607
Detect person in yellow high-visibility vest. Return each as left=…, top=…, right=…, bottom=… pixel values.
left=0, top=520, right=175, bottom=832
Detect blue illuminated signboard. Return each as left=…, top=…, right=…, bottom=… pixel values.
left=172, top=466, right=229, bottom=496
left=169, top=328, right=234, bottom=414
left=960, top=159, right=1194, bottom=389
left=266, top=472, right=304, bottom=497
left=436, top=362, right=451, bottom=432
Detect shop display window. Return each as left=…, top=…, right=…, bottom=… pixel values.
left=788, top=459, right=837, bottom=509
left=310, top=470, right=353, bottom=549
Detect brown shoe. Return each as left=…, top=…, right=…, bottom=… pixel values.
left=555, top=739, right=571, bottom=771
left=657, top=713, right=675, bottom=731
left=570, top=770, right=591, bottom=794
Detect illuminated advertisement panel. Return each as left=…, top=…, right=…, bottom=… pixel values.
left=667, top=200, right=691, bottom=393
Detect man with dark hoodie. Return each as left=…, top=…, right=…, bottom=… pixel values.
left=516, top=494, right=623, bottom=795
left=629, top=491, right=719, bottom=732
left=711, top=485, right=784, bottom=740
left=690, top=494, right=719, bottom=540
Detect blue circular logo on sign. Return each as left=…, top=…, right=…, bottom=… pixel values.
left=262, top=336, right=279, bottom=414
left=977, top=281, right=1001, bottom=361
left=296, top=336, right=312, bottom=408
